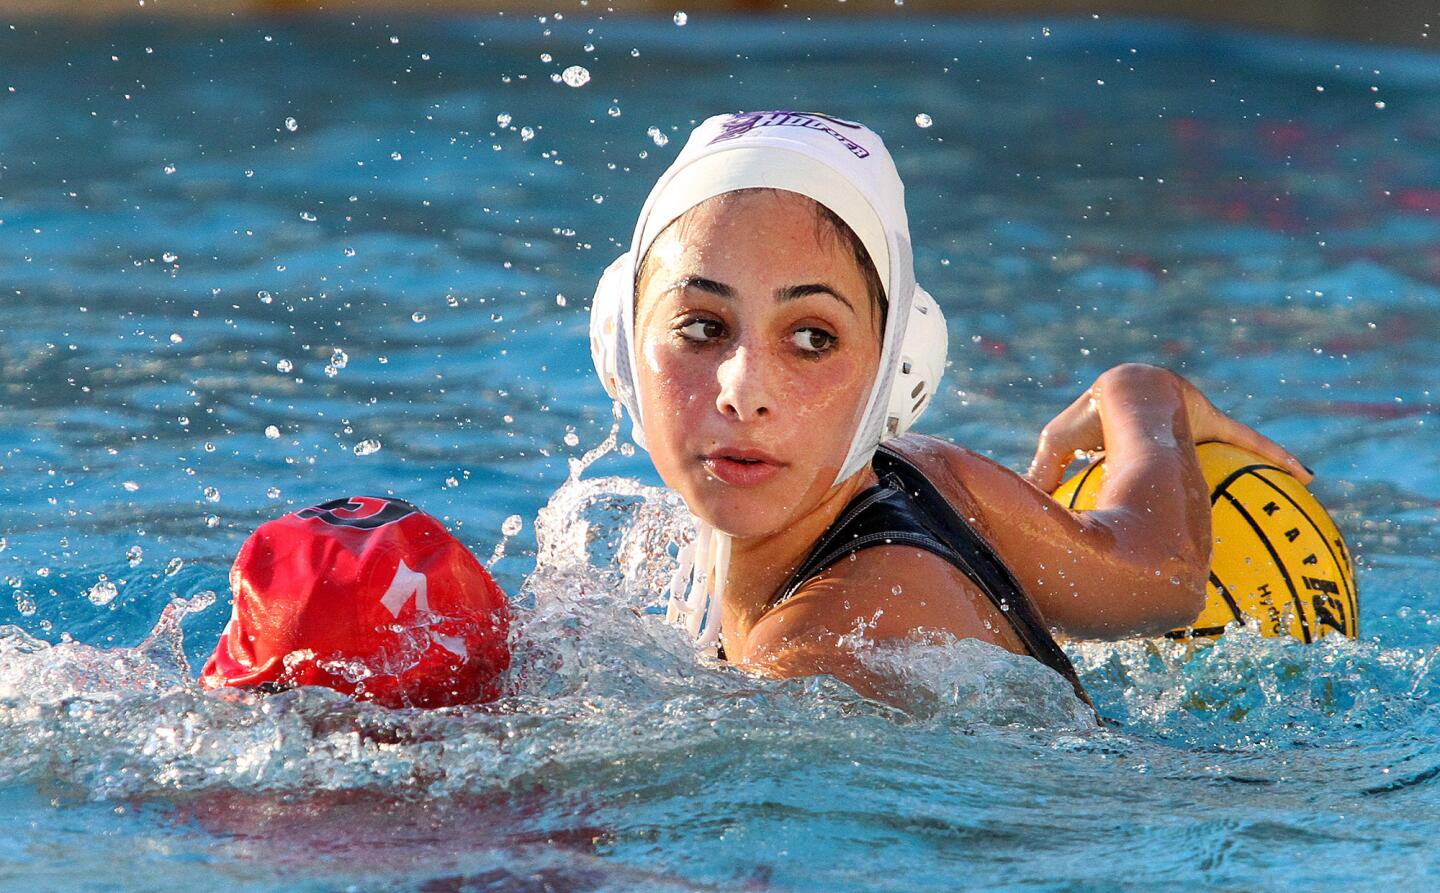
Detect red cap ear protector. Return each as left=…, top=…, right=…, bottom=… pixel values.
left=201, top=496, right=511, bottom=708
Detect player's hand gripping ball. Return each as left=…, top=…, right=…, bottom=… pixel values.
left=1053, top=442, right=1358, bottom=642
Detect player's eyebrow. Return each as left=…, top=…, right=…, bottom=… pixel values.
left=667, top=277, right=855, bottom=315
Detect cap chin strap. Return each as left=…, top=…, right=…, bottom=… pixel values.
left=665, top=524, right=728, bottom=651
left=590, top=254, right=948, bottom=651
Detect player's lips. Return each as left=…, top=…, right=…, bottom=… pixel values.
left=701, top=448, right=785, bottom=487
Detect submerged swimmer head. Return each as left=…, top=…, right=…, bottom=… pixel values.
left=201, top=496, right=511, bottom=708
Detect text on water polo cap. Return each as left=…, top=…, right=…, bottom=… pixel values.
left=709, top=111, right=871, bottom=158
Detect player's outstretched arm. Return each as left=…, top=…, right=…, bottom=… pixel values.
left=947, top=364, right=1308, bottom=639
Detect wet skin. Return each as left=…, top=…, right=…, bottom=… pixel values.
left=632, top=189, right=1310, bottom=698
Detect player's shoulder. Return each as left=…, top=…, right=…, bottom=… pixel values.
left=744, top=543, right=1020, bottom=662
left=880, top=433, right=1025, bottom=523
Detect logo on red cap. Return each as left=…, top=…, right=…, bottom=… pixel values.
left=296, top=495, right=419, bottom=529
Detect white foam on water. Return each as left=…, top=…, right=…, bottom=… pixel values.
left=0, top=433, right=1099, bottom=808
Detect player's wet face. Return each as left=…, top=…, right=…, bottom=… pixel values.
left=633, top=190, right=882, bottom=540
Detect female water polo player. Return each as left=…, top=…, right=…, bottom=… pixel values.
left=589, top=111, right=1311, bottom=702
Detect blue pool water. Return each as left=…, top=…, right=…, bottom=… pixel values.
left=2, top=12, right=1439, bottom=890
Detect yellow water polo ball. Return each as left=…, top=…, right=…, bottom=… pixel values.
left=1052, top=442, right=1358, bottom=642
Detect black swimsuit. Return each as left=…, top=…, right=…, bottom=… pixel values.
left=730, top=445, right=1090, bottom=705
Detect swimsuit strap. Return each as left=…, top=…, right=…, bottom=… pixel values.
left=768, top=445, right=1089, bottom=704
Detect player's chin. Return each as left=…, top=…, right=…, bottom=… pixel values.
left=686, top=482, right=793, bottom=540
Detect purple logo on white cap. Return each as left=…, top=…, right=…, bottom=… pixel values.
left=710, top=111, right=871, bottom=159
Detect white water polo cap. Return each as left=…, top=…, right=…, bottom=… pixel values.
left=590, top=110, right=948, bottom=486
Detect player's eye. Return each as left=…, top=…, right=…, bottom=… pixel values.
left=679, top=319, right=725, bottom=342
left=791, top=327, right=837, bottom=354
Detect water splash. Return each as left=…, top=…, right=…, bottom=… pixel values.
left=0, top=416, right=1103, bottom=810
left=561, top=65, right=591, bottom=88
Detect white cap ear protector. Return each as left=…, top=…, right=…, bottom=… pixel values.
left=885, top=285, right=947, bottom=438
left=588, top=250, right=645, bottom=450
left=589, top=111, right=949, bottom=488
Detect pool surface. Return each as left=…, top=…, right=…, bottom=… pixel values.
left=2, top=12, right=1439, bottom=891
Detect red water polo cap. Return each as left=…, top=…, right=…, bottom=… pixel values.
left=201, top=496, right=511, bottom=708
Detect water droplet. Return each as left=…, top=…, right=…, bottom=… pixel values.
left=163, top=163, right=176, bottom=175
left=563, top=426, right=580, bottom=447
left=630, top=48, right=640, bottom=57
left=0, top=538, right=6, bottom=553
left=126, top=545, right=144, bottom=567
left=647, top=126, right=670, bottom=147
left=276, top=358, right=293, bottom=373
left=122, top=481, right=140, bottom=492
left=914, top=112, right=933, bottom=128
left=354, top=439, right=382, bottom=456
left=555, top=293, right=567, bottom=307
left=619, top=442, right=636, bottom=457
left=520, top=126, right=535, bottom=141
left=205, top=515, right=220, bottom=529
left=343, top=247, right=357, bottom=257
left=411, top=311, right=427, bottom=323
left=86, top=578, right=119, bottom=606
left=496, top=112, right=512, bottom=128
left=501, top=514, right=523, bottom=536
left=168, top=332, right=183, bottom=344
left=267, top=486, right=282, bottom=499
left=203, top=442, right=216, bottom=453
left=673, top=10, right=688, bottom=25
left=561, top=65, right=590, bottom=87
left=162, top=252, right=178, bottom=263
left=300, top=211, right=317, bottom=222
left=330, top=348, right=348, bottom=369
left=1376, top=101, right=1387, bottom=109
left=390, top=151, right=403, bottom=161
left=1041, top=26, right=1051, bottom=37
left=591, top=194, right=604, bottom=204
left=203, top=486, right=220, bottom=503
left=257, top=290, right=273, bottom=304
left=444, top=476, right=459, bottom=489
left=284, top=116, right=298, bottom=132
left=165, top=557, right=184, bottom=576
left=607, top=105, right=622, bottom=117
